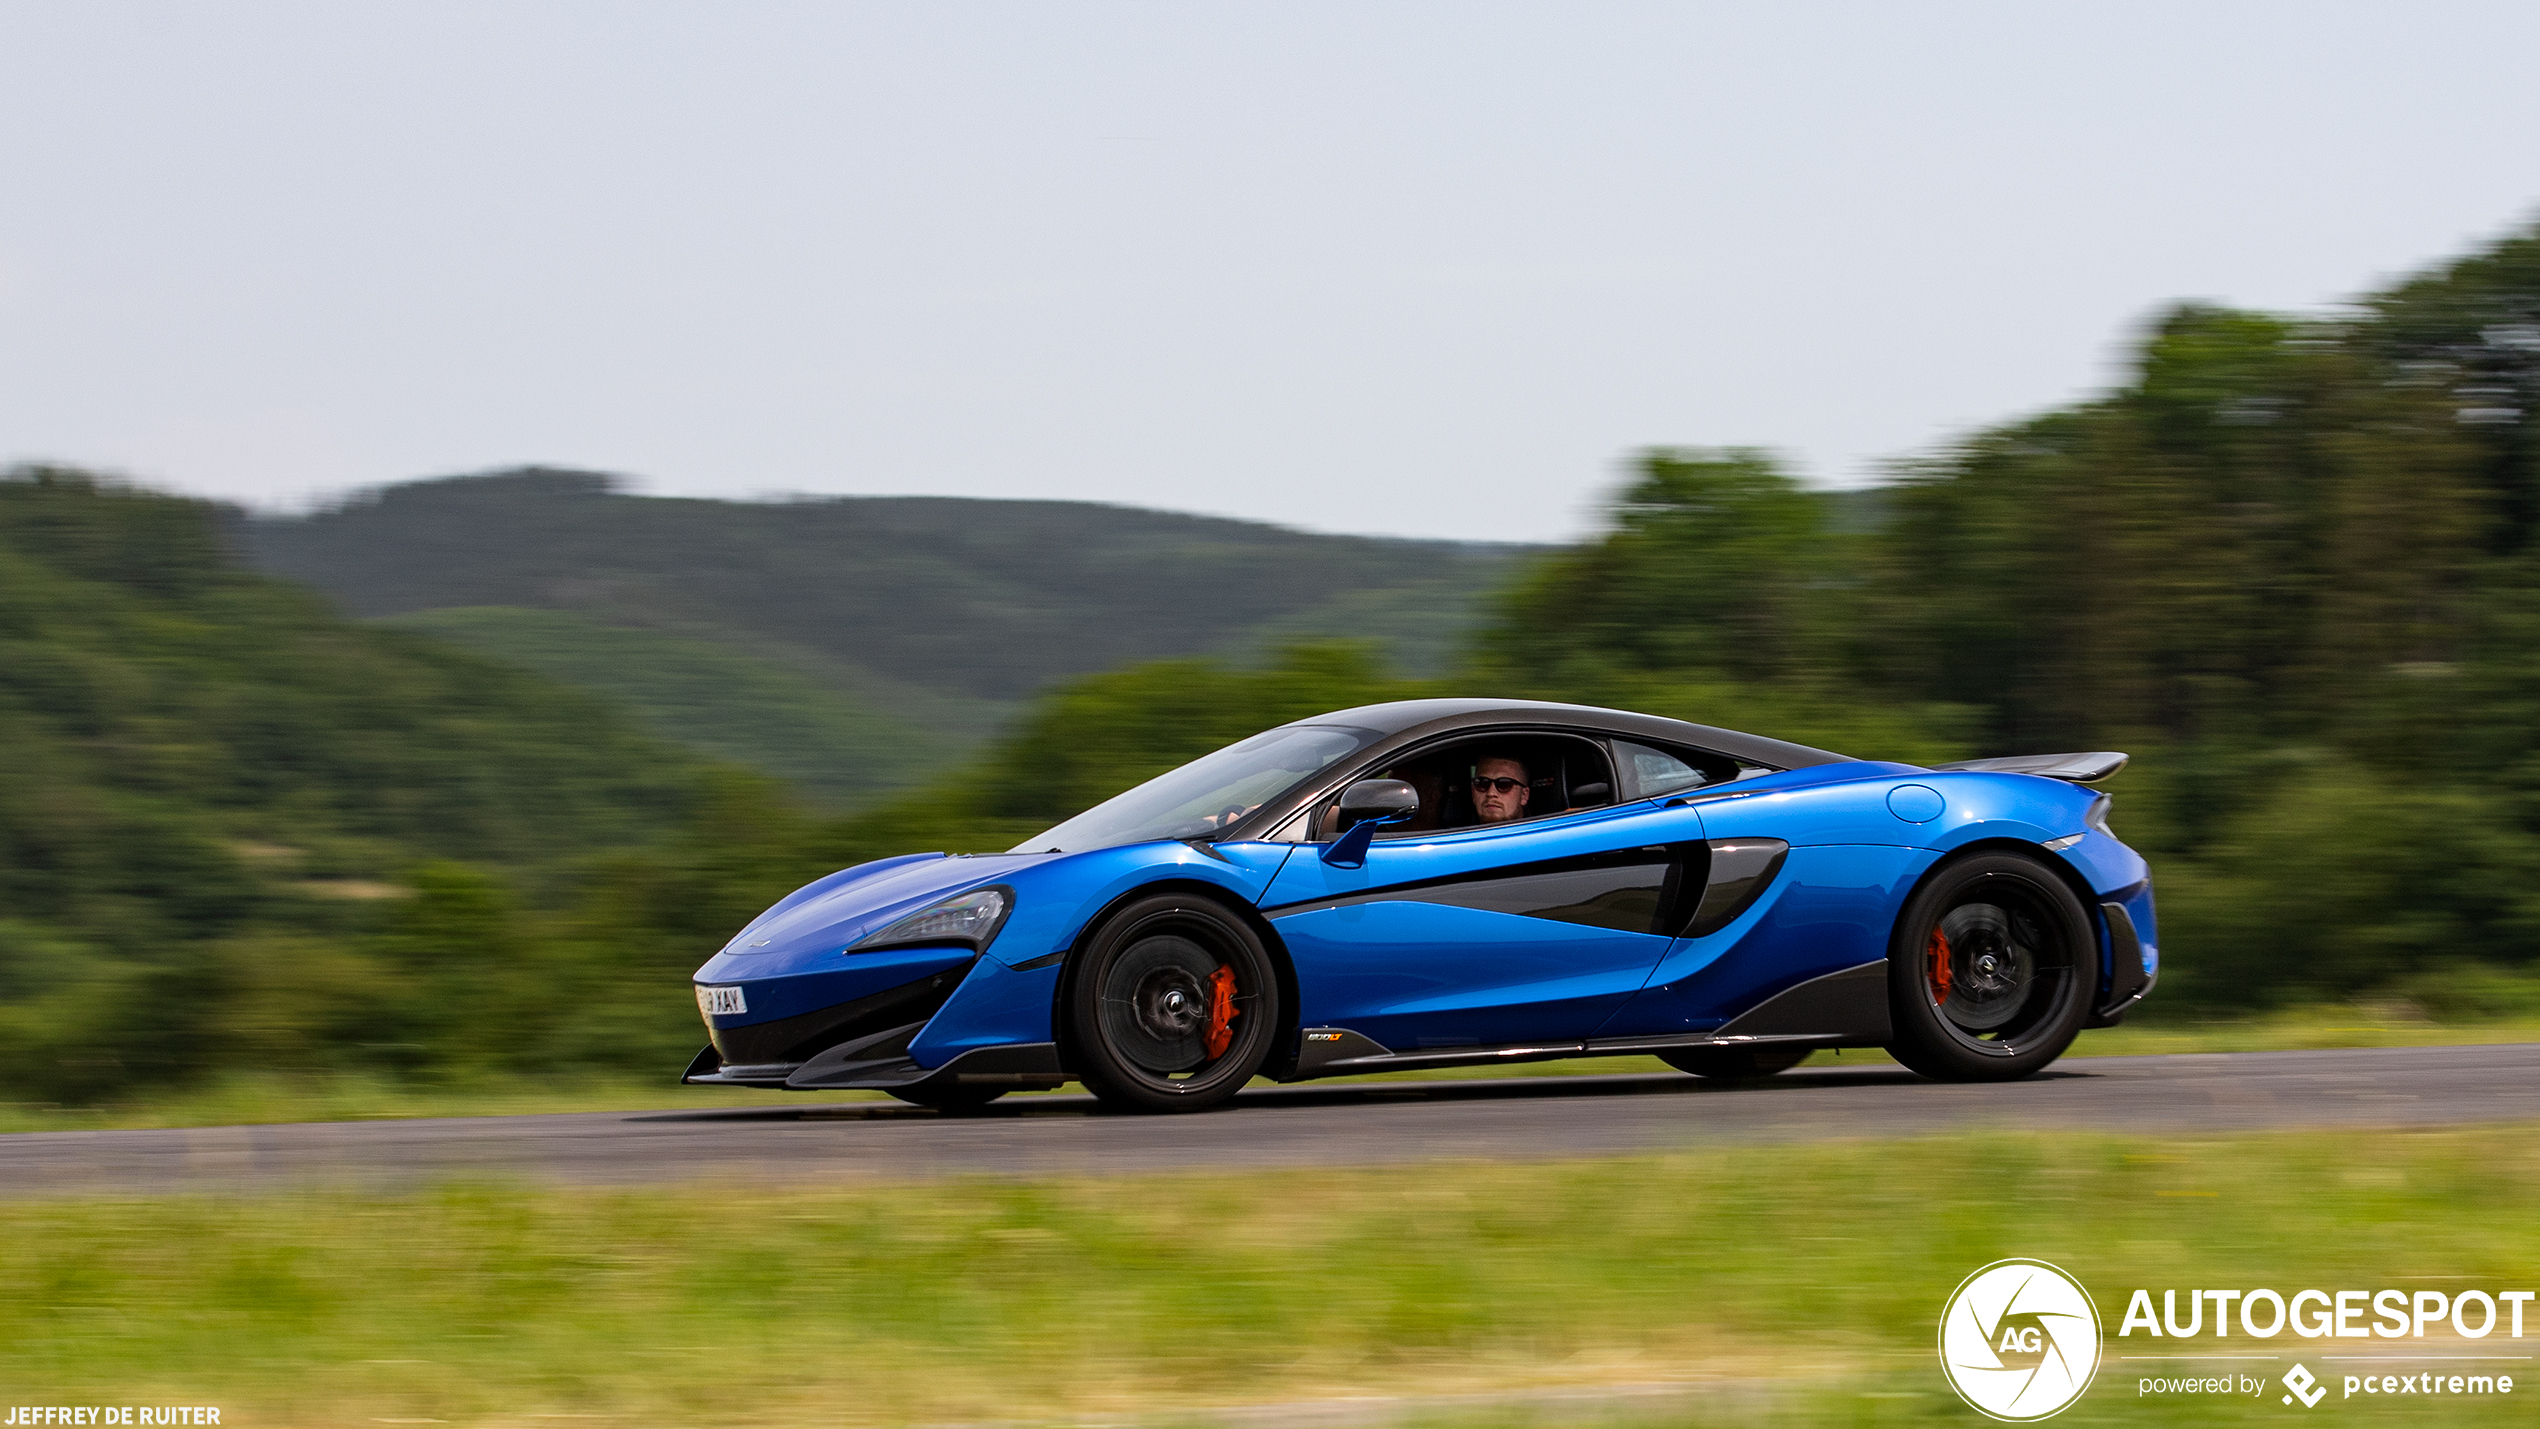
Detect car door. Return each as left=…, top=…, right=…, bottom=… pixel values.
left=1257, top=798, right=1710, bottom=1050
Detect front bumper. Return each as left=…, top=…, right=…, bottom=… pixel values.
left=686, top=952, right=1067, bottom=1093
left=699, top=957, right=972, bottom=1071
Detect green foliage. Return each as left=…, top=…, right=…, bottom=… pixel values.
left=1468, top=450, right=1974, bottom=765
left=243, top=471, right=1535, bottom=778
left=0, top=470, right=715, bottom=1099
left=1480, top=449, right=1837, bottom=688
left=1476, top=221, right=2540, bottom=1006
left=2151, top=758, right=2540, bottom=1003
left=386, top=605, right=961, bottom=808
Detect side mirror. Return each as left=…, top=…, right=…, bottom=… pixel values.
left=1320, top=778, right=1419, bottom=867
left=1569, top=781, right=1612, bottom=806
left=1337, top=778, right=1419, bottom=826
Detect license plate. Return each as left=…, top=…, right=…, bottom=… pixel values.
left=696, top=985, right=747, bottom=1017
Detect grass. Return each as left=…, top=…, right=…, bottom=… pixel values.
left=0, top=1070, right=899, bottom=1135
left=3, top=1123, right=2535, bottom=1426
left=4, top=1002, right=2533, bottom=1134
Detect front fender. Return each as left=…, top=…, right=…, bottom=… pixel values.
left=988, top=840, right=1295, bottom=967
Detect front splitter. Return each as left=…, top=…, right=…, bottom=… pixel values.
left=683, top=1040, right=1068, bottom=1094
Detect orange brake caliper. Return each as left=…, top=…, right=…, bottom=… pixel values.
left=1927, top=927, right=1954, bottom=1006
left=1203, top=965, right=1240, bottom=1060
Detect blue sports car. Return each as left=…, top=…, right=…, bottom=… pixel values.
left=684, top=699, right=2157, bottom=1112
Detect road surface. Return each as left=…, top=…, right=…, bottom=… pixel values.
left=4, top=1043, right=2533, bottom=1196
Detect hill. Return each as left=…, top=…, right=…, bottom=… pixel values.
left=0, top=469, right=730, bottom=1099
left=241, top=477, right=1538, bottom=797
left=380, top=607, right=963, bottom=807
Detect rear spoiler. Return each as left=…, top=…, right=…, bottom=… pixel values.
left=1930, top=751, right=2128, bottom=784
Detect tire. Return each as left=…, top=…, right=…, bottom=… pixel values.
left=1066, top=892, right=1283, bottom=1113
left=1658, top=1046, right=1812, bottom=1080
left=886, top=1085, right=1010, bottom=1112
left=1885, top=851, right=2093, bottom=1081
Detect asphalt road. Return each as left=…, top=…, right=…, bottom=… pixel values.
left=5, top=1043, right=2534, bottom=1196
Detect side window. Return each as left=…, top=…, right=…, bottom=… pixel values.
left=1613, top=740, right=1746, bottom=799
left=1620, top=743, right=1706, bottom=798
left=1310, top=733, right=1616, bottom=838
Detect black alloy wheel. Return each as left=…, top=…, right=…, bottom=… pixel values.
left=1885, top=851, right=2092, bottom=1081
left=1066, top=893, right=1283, bottom=1113
left=1658, top=1046, right=1813, bottom=1080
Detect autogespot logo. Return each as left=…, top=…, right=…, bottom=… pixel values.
left=1940, top=1259, right=2103, bottom=1421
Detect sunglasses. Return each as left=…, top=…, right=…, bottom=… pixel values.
left=1470, top=776, right=1527, bottom=794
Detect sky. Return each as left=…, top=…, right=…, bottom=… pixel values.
left=3, top=3, right=2538, bottom=542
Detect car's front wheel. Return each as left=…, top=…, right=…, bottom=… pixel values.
left=1659, top=1047, right=1812, bottom=1080
left=1885, top=852, right=2092, bottom=1081
left=1066, top=893, right=1283, bottom=1113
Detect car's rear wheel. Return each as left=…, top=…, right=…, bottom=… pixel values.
left=1658, top=1046, right=1812, bottom=1080
left=1885, top=852, right=2092, bottom=1081
left=885, top=1085, right=1009, bottom=1112
left=1066, top=893, right=1282, bottom=1113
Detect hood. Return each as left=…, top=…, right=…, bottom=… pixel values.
left=710, top=851, right=1064, bottom=967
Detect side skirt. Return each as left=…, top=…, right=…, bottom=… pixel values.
left=1285, top=959, right=1892, bottom=1080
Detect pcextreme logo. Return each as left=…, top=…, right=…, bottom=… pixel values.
left=1939, top=1259, right=2103, bottom=1421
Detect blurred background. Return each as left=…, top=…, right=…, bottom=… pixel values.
left=4, top=2, right=2540, bottom=1108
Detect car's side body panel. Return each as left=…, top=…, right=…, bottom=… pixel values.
left=1671, top=762, right=1928, bottom=845
left=1260, top=800, right=1703, bottom=1049
left=1257, top=799, right=1695, bottom=906
left=1596, top=842, right=1937, bottom=1038
left=1273, top=903, right=1668, bottom=1050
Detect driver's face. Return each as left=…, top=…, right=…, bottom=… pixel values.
left=1472, top=758, right=1531, bottom=823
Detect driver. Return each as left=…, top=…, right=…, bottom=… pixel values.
left=1471, top=755, right=1532, bottom=824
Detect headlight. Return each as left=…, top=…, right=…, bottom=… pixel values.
left=850, top=886, right=1013, bottom=954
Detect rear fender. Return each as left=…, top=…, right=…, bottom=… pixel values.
left=1891, top=837, right=2138, bottom=1018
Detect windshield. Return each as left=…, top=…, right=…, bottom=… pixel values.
left=1013, top=724, right=1380, bottom=853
